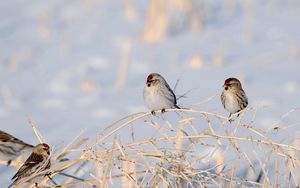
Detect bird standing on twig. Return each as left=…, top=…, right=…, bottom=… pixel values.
left=9, top=143, right=51, bottom=187
left=221, top=77, right=248, bottom=121
left=143, top=73, right=180, bottom=115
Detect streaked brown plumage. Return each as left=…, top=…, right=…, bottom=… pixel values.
left=9, top=143, right=51, bottom=187
left=0, top=130, right=33, bottom=165
left=221, top=78, right=248, bottom=120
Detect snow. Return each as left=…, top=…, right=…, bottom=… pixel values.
left=1, top=0, right=300, bottom=187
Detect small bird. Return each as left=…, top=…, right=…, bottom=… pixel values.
left=0, top=130, right=34, bottom=165
left=143, top=73, right=180, bottom=115
left=9, top=143, right=51, bottom=187
left=221, top=77, right=248, bottom=121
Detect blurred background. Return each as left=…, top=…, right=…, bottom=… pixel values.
left=1, top=0, right=300, bottom=186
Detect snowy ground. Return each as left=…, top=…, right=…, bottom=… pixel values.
left=1, top=0, right=300, bottom=187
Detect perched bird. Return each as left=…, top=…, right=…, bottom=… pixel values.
left=143, top=73, right=180, bottom=115
left=221, top=77, right=248, bottom=121
left=9, top=143, right=51, bottom=187
left=0, top=130, right=33, bottom=165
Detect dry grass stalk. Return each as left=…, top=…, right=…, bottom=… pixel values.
left=116, top=40, right=132, bottom=90
left=28, top=119, right=45, bottom=143
left=143, top=0, right=202, bottom=43
left=4, top=107, right=300, bottom=187
left=227, top=162, right=235, bottom=188
left=121, top=160, right=137, bottom=188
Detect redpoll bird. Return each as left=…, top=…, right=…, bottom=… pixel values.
left=9, top=143, right=51, bottom=187
left=0, top=130, right=33, bottom=165
left=143, top=73, right=180, bottom=115
left=221, top=78, right=248, bottom=120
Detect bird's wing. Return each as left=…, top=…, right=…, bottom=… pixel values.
left=221, top=92, right=226, bottom=108
left=0, top=130, right=33, bottom=148
left=11, top=152, right=44, bottom=180
left=239, top=89, right=248, bottom=108
left=0, top=131, right=14, bottom=142
left=165, top=82, right=178, bottom=105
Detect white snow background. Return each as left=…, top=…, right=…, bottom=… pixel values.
left=0, top=0, right=300, bottom=187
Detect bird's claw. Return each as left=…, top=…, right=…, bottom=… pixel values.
left=151, top=111, right=156, bottom=115
left=161, top=109, right=166, bottom=113
left=228, top=113, right=234, bottom=123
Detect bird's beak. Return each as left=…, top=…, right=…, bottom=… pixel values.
left=146, top=79, right=153, bottom=85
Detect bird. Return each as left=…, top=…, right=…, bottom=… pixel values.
left=9, top=143, right=51, bottom=187
left=0, top=130, right=33, bottom=166
left=221, top=77, right=248, bottom=121
left=143, top=73, right=180, bottom=115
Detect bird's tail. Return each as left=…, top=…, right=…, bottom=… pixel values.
left=8, top=182, right=15, bottom=188
left=175, top=104, right=180, bottom=109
